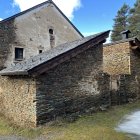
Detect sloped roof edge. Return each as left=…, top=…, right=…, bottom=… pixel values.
left=104, top=37, right=136, bottom=47
left=0, top=0, right=83, bottom=38
left=0, top=30, right=110, bottom=76
left=0, top=0, right=51, bottom=23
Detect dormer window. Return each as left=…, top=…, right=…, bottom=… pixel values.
left=49, top=28, right=55, bottom=48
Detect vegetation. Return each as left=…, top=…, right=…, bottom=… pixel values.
left=111, top=3, right=130, bottom=41
left=128, top=0, right=140, bottom=39
left=0, top=101, right=140, bottom=139
left=0, top=114, right=42, bottom=138
left=111, top=0, right=140, bottom=41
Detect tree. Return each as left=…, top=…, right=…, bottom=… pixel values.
left=128, top=0, right=140, bottom=39
left=111, top=4, right=130, bottom=42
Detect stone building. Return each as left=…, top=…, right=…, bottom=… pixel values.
left=0, top=0, right=83, bottom=70
left=0, top=31, right=110, bottom=127
left=0, top=0, right=111, bottom=127
left=103, top=31, right=140, bottom=104
left=1, top=0, right=140, bottom=128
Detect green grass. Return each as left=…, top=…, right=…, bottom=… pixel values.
left=0, top=114, right=43, bottom=138
left=0, top=101, right=140, bottom=139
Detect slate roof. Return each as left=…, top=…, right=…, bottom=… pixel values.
left=0, top=0, right=83, bottom=38
left=104, top=37, right=136, bottom=47
left=0, top=30, right=110, bottom=76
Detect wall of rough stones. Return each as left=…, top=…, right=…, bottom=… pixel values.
left=35, top=44, right=110, bottom=125
left=1, top=41, right=140, bottom=127
left=0, top=76, right=36, bottom=127
left=129, top=48, right=140, bottom=99
left=0, top=2, right=82, bottom=69
left=103, top=42, right=131, bottom=75
left=104, top=41, right=140, bottom=104
left=109, top=74, right=139, bottom=105
left=0, top=20, right=16, bottom=70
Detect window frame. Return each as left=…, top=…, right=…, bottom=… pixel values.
left=15, top=47, right=24, bottom=61
left=49, top=28, right=55, bottom=48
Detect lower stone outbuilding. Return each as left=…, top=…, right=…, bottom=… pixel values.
left=0, top=31, right=110, bottom=127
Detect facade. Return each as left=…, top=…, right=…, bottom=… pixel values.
left=0, top=0, right=83, bottom=70
left=103, top=37, right=140, bottom=104
left=0, top=31, right=110, bottom=127
left=2, top=0, right=140, bottom=128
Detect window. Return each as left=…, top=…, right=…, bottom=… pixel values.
left=49, top=29, right=55, bottom=48
left=49, top=29, right=53, bottom=35
left=15, top=48, right=23, bottom=60
left=39, top=50, right=42, bottom=54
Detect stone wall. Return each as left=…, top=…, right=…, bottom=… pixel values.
left=103, top=42, right=131, bottom=75
left=104, top=41, right=140, bottom=104
left=35, top=44, right=110, bottom=125
left=0, top=3, right=82, bottom=69
left=109, top=74, right=139, bottom=105
left=0, top=20, right=16, bottom=70
left=0, top=76, right=36, bottom=127
left=129, top=48, right=140, bottom=99
left=1, top=41, right=140, bottom=127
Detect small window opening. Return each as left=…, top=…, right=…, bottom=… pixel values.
left=15, top=48, right=23, bottom=60
left=49, top=29, right=53, bottom=35
left=49, top=29, right=55, bottom=48
left=39, top=50, right=43, bottom=54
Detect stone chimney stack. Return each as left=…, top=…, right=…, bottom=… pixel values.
left=121, top=30, right=131, bottom=40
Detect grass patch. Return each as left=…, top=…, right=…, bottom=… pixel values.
left=0, top=114, right=43, bottom=138
left=0, top=101, right=140, bottom=139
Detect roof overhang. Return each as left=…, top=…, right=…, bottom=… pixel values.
left=104, top=37, right=136, bottom=47
left=0, top=71, right=28, bottom=76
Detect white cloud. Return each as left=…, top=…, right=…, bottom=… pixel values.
left=0, top=18, right=3, bottom=21
left=13, top=0, right=81, bottom=20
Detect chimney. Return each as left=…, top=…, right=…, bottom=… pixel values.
left=121, top=30, right=131, bottom=40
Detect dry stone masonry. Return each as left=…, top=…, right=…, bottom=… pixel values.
left=103, top=38, right=140, bottom=105
left=1, top=0, right=140, bottom=128
left=0, top=31, right=110, bottom=127
left=35, top=45, right=110, bottom=125
left=0, top=76, right=36, bottom=127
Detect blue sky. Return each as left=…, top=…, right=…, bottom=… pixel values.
left=73, top=0, right=136, bottom=36
left=0, top=0, right=136, bottom=37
